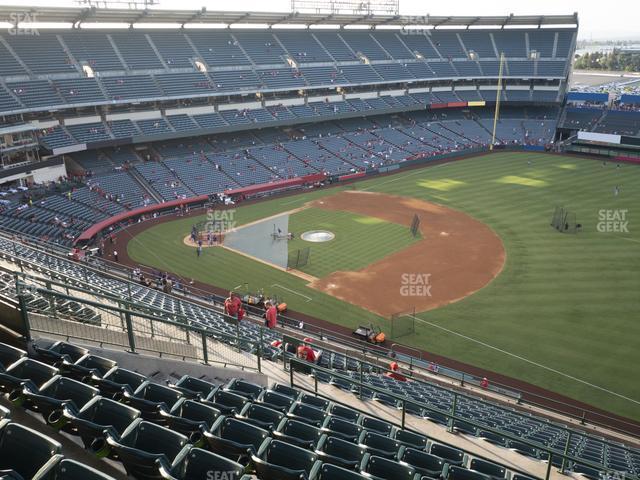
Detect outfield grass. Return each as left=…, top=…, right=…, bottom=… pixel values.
left=287, top=207, right=419, bottom=278
left=127, top=152, right=640, bottom=420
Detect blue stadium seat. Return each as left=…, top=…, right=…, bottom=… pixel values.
left=252, top=438, right=321, bottom=480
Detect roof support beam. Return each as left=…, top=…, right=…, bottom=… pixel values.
left=181, top=7, right=206, bottom=28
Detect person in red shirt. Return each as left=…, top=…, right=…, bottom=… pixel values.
left=224, top=291, right=243, bottom=320
left=297, top=344, right=316, bottom=363
left=480, top=377, right=489, bottom=389
left=264, top=301, right=277, bottom=329
left=385, top=361, right=407, bottom=382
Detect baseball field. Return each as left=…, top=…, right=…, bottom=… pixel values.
left=125, top=151, right=640, bottom=421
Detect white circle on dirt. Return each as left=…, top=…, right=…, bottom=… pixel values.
left=301, top=230, right=335, bottom=243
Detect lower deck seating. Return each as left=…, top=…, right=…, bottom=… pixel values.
left=24, top=108, right=560, bottom=248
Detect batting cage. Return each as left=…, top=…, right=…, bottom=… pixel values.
left=288, top=246, right=311, bottom=270
left=551, top=206, right=579, bottom=234
left=223, top=212, right=292, bottom=269
left=390, top=308, right=416, bottom=339
left=191, top=219, right=226, bottom=244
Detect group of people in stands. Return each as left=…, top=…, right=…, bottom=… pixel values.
left=223, top=290, right=278, bottom=330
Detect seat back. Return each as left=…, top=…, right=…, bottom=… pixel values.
left=289, top=402, right=326, bottom=425
left=394, top=429, right=428, bottom=449
left=78, top=397, right=141, bottom=434
left=220, top=417, right=269, bottom=450
left=431, top=443, right=465, bottom=464
left=75, top=355, right=117, bottom=376
left=401, top=448, right=446, bottom=475
left=179, top=448, right=245, bottom=480
left=0, top=342, right=26, bottom=369
left=240, top=403, right=284, bottom=428
left=299, top=393, right=329, bottom=410
left=103, top=368, right=147, bottom=391
left=329, top=404, right=360, bottom=422
left=7, top=358, right=58, bottom=387
left=259, top=390, right=294, bottom=410
left=449, top=466, right=492, bottom=480
left=172, top=375, right=217, bottom=398
left=360, top=431, right=401, bottom=457
left=173, top=399, right=221, bottom=428
left=51, top=459, right=116, bottom=480
left=210, top=390, right=249, bottom=412
left=322, top=435, right=367, bottom=462
left=323, top=415, right=363, bottom=440
left=318, top=463, right=368, bottom=479
left=264, top=439, right=318, bottom=472
left=271, top=383, right=300, bottom=399
left=365, top=455, right=418, bottom=480
left=0, top=422, right=62, bottom=478
left=50, top=342, right=90, bottom=362
left=120, top=420, right=189, bottom=460
left=226, top=378, right=264, bottom=399
left=134, top=382, right=183, bottom=408
left=39, top=375, right=99, bottom=409
left=361, top=416, right=393, bottom=435
left=470, top=458, right=507, bottom=478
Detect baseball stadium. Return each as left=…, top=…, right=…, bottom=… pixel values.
left=0, top=1, right=639, bottom=479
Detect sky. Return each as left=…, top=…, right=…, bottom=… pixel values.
left=2, top=0, right=639, bottom=40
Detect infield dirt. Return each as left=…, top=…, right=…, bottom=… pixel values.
left=308, top=190, right=505, bottom=317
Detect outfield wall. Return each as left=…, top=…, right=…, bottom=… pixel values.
left=76, top=146, right=504, bottom=247
left=74, top=173, right=325, bottom=245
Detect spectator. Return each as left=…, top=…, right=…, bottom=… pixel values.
left=480, top=377, right=489, bottom=389
left=264, top=301, right=277, bottom=329
left=224, top=291, right=243, bottom=321
left=113, top=250, right=118, bottom=262
left=386, top=361, right=407, bottom=382
left=297, top=344, right=316, bottom=362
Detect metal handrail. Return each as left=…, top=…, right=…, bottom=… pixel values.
left=3, top=228, right=640, bottom=440
left=15, top=282, right=263, bottom=373
left=9, top=276, right=640, bottom=465
left=288, top=358, right=639, bottom=480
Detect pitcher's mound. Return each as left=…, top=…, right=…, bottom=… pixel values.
left=301, top=230, right=335, bottom=243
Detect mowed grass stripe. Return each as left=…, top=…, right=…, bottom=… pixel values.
left=286, top=208, right=420, bottom=278
left=128, top=152, right=640, bottom=420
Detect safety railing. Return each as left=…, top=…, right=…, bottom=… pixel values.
left=15, top=282, right=264, bottom=373
left=2, top=231, right=640, bottom=440
left=6, top=271, right=640, bottom=475
left=288, top=358, right=639, bottom=480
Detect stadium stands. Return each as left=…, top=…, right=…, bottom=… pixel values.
left=0, top=324, right=637, bottom=480
left=8, top=104, right=561, bottom=246
left=8, top=15, right=630, bottom=480
left=595, top=110, right=640, bottom=136
left=0, top=27, right=572, bottom=117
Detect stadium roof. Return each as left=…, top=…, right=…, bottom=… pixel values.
left=0, top=5, right=578, bottom=29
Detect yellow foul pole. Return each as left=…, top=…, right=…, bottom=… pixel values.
left=490, top=52, right=505, bottom=150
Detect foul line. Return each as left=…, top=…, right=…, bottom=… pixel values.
left=271, top=284, right=313, bottom=302
left=407, top=314, right=640, bottom=406
left=618, top=236, right=640, bottom=244
left=281, top=197, right=304, bottom=206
